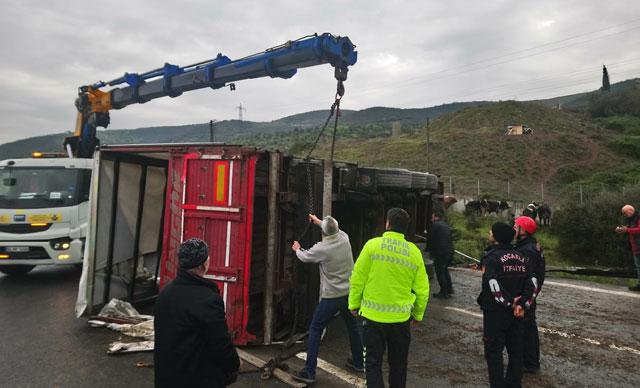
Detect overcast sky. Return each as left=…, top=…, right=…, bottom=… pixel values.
left=1, top=0, right=639, bottom=145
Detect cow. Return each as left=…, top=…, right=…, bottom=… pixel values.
left=484, top=200, right=511, bottom=215
left=522, top=202, right=538, bottom=220
left=537, top=203, right=552, bottom=226
left=444, top=195, right=458, bottom=209
left=465, top=200, right=484, bottom=215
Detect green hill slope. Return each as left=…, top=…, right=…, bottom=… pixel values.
left=0, top=102, right=488, bottom=159
left=308, top=101, right=640, bottom=203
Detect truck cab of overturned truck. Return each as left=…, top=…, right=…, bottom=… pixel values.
left=0, top=155, right=93, bottom=276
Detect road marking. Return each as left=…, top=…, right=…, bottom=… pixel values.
left=443, top=306, right=640, bottom=356
left=296, top=352, right=365, bottom=387
left=544, top=280, right=640, bottom=299
left=450, top=267, right=640, bottom=299
left=444, top=306, right=482, bottom=318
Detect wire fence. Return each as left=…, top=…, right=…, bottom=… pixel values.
left=439, top=174, right=640, bottom=208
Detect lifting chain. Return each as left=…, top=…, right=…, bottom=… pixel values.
left=297, top=80, right=344, bottom=240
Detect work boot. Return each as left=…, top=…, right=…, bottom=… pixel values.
left=293, top=370, right=316, bottom=384
left=346, top=358, right=364, bottom=373
left=448, top=288, right=454, bottom=295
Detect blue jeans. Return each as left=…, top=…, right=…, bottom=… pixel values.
left=304, top=295, right=363, bottom=377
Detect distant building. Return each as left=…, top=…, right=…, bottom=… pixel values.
left=505, top=124, right=533, bottom=135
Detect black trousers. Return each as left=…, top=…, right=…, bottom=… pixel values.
left=362, top=318, right=411, bottom=388
left=522, top=306, right=540, bottom=370
left=483, top=311, right=524, bottom=388
left=433, top=257, right=453, bottom=294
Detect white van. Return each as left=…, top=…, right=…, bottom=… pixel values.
left=0, top=156, right=93, bottom=275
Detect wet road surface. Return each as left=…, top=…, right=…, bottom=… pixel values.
left=1, top=265, right=639, bottom=387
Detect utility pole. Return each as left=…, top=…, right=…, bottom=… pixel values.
left=477, top=178, right=480, bottom=198
left=449, top=176, right=453, bottom=194
left=541, top=182, right=544, bottom=202
left=209, top=119, right=216, bottom=143
left=426, top=117, right=431, bottom=171
left=236, top=103, right=247, bottom=121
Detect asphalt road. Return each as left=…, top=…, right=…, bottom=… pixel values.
left=1, top=265, right=639, bottom=387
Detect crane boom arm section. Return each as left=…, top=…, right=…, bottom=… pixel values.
left=67, top=33, right=357, bottom=158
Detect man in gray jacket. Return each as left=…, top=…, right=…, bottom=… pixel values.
left=291, top=214, right=364, bottom=384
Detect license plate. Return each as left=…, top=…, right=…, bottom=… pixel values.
left=5, top=246, right=29, bottom=252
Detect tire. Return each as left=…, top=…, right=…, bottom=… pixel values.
left=374, top=168, right=412, bottom=189
left=0, top=265, right=35, bottom=276
left=411, top=172, right=429, bottom=190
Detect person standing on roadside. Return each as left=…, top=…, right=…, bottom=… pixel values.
left=616, top=204, right=640, bottom=291
left=291, top=214, right=364, bottom=384
left=478, top=222, right=534, bottom=388
left=349, top=208, right=430, bottom=388
left=154, top=238, right=240, bottom=388
left=514, top=216, right=544, bottom=374
left=429, top=210, right=455, bottom=298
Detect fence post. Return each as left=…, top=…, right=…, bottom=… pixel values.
left=579, top=185, right=583, bottom=205
left=541, top=182, right=544, bottom=202
left=477, top=178, right=480, bottom=198
left=449, top=176, right=453, bottom=194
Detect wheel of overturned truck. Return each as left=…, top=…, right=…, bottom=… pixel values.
left=0, top=265, right=35, bottom=276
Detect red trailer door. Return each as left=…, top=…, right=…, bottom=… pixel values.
left=162, top=152, right=257, bottom=344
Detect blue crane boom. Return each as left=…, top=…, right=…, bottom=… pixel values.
left=66, top=33, right=357, bottom=158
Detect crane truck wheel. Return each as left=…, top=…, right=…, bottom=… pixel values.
left=0, top=265, right=35, bottom=276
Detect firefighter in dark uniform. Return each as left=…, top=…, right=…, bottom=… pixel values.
left=514, top=216, right=544, bottom=374
left=478, top=222, right=534, bottom=388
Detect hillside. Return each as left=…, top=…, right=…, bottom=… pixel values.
left=1, top=79, right=638, bottom=205
left=533, top=77, right=640, bottom=110
left=306, top=101, right=640, bottom=203
left=0, top=102, right=488, bottom=159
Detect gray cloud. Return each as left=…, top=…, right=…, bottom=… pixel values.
left=1, top=0, right=639, bottom=144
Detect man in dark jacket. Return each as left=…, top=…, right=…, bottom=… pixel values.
left=616, top=205, right=640, bottom=291
left=514, top=216, right=544, bottom=374
left=478, top=222, right=534, bottom=388
left=429, top=210, right=454, bottom=298
left=154, top=238, right=240, bottom=388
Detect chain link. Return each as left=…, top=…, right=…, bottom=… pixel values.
left=297, top=80, right=344, bottom=240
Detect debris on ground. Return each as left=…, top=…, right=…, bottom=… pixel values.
left=87, top=299, right=156, bottom=353
left=107, top=340, right=155, bottom=355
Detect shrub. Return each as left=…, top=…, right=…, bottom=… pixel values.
left=551, top=187, right=640, bottom=268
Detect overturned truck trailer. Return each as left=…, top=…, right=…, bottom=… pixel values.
left=76, top=143, right=441, bottom=345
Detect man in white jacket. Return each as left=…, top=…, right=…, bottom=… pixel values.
left=291, top=214, right=364, bottom=384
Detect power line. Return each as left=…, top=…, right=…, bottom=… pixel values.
left=437, top=58, right=640, bottom=102
left=248, top=18, right=640, bottom=116
left=389, top=25, right=640, bottom=105
left=352, top=22, right=640, bottom=98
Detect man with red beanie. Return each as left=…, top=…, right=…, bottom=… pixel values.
left=616, top=204, right=640, bottom=292
left=514, top=216, right=544, bottom=374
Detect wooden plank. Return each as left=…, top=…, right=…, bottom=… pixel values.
left=237, top=348, right=306, bottom=388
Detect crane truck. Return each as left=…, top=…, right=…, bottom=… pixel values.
left=0, top=33, right=357, bottom=276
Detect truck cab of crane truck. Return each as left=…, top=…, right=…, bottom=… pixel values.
left=0, top=155, right=93, bottom=276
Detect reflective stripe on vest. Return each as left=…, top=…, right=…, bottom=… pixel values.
left=370, top=253, right=418, bottom=271
left=361, top=298, right=414, bottom=313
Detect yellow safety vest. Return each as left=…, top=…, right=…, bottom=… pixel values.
left=348, top=231, right=430, bottom=323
